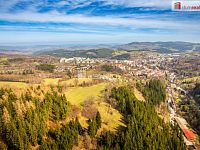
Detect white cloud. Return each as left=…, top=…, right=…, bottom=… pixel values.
left=0, top=0, right=172, bottom=13
left=0, top=0, right=199, bottom=44
left=0, top=11, right=198, bottom=31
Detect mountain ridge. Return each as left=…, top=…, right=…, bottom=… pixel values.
left=33, top=41, right=200, bottom=59
left=1, top=42, right=200, bottom=58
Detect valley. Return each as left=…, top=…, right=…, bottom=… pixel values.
left=0, top=48, right=199, bottom=149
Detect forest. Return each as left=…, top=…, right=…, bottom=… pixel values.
left=36, top=64, right=55, bottom=73
left=0, top=88, right=83, bottom=149
left=0, top=79, right=186, bottom=149
left=179, top=83, right=200, bottom=136
left=97, top=80, right=185, bottom=150
left=136, top=79, right=166, bottom=106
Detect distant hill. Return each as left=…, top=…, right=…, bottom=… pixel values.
left=35, top=48, right=114, bottom=58
left=34, top=42, right=200, bottom=59
left=0, top=49, right=21, bottom=54
left=117, top=41, right=200, bottom=53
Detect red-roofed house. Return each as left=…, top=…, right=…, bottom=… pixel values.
left=182, top=128, right=196, bottom=141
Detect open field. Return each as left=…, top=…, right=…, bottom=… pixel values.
left=62, top=81, right=124, bottom=131
left=0, top=57, right=8, bottom=61
left=0, top=81, right=28, bottom=88
left=63, top=81, right=124, bottom=132
left=0, top=81, right=30, bottom=97
left=65, top=83, right=107, bottom=105
left=43, top=78, right=61, bottom=85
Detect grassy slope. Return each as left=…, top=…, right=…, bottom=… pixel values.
left=65, top=83, right=106, bottom=105
left=0, top=81, right=28, bottom=88
left=96, top=102, right=125, bottom=132
left=0, top=80, right=124, bottom=132
left=64, top=82, right=124, bottom=131
left=43, top=78, right=61, bottom=85
left=0, top=57, right=8, bottom=61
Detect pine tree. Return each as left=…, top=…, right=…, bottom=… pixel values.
left=88, top=119, right=97, bottom=137
left=96, top=111, right=102, bottom=129
left=75, top=117, right=83, bottom=135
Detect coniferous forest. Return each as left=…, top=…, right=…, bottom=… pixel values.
left=97, top=80, right=185, bottom=150
left=0, top=89, right=82, bottom=150
left=0, top=79, right=186, bottom=150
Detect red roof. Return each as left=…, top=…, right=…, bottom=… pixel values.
left=182, top=128, right=195, bottom=140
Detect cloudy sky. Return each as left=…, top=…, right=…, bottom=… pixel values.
left=0, top=0, right=200, bottom=45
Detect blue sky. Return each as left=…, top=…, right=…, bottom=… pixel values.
left=0, top=0, right=200, bottom=45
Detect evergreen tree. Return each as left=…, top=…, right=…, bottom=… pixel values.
left=97, top=86, right=186, bottom=150
left=96, top=111, right=102, bottom=129
left=88, top=119, right=97, bottom=137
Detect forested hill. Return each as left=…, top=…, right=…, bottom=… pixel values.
left=34, top=48, right=132, bottom=60
left=33, top=42, right=200, bottom=59
left=34, top=48, right=115, bottom=58
left=97, top=82, right=185, bottom=149
left=117, top=41, right=200, bottom=52
left=0, top=89, right=84, bottom=149
left=0, top=79, right=186, bottom=149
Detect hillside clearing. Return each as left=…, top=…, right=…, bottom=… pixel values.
left=96, top=102, right=125, bottom=132
left=65, top=83, right=107, bottom=105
